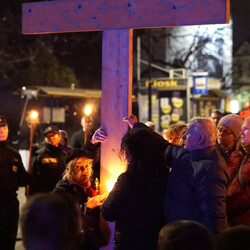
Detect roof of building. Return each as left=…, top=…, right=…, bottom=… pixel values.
left=14, top=85, right=102, bottom=99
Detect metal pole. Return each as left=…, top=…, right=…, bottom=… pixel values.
left=26, top=121, right=36, bottom=199
left=50, top=95, right=53, bottom=124
left=137, top=36, right=141, bottom=82
left=148, top=31, right=152, bottom=121
left=19, top=96, right=30, bottom=128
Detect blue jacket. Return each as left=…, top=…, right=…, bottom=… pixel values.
left=164, top=144, right=229, bottom=234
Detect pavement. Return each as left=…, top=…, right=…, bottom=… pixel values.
left=15, top=187, right=26, bottom=250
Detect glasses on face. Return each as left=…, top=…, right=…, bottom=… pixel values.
left=217, top=127, right=233, bottom=136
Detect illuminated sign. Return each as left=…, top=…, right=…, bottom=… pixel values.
left=139, top=78, right=186, bottom=90
left=192, top=72, right=208, bottom=95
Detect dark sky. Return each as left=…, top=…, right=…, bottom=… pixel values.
left=231, top=0, right=250, bottom=51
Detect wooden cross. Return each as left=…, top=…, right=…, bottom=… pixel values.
left=22, top=0, right=229, bottom=248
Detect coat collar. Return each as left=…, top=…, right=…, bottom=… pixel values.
left=190, top=146, right=215, bottom=161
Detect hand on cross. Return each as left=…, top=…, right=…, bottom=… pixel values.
left=122, top=114, right=137, bottom=129
left=90, top=127, right=108, bottom=145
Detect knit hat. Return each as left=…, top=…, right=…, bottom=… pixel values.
left=65, top=148, right=94, bottom=165
left=59, top=129, right=68, bottom=139
left=44, top=125, right=60, bottom=136
left=217, top=114, right=243, bottom=138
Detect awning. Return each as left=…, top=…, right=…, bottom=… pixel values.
left=14, top=85, right=102, bottom=98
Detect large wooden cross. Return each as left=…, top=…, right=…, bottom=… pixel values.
left=22, top=0, right=229, bottom=247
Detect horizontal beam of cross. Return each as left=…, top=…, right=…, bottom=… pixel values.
left=22, top=0, right=230, bottom=34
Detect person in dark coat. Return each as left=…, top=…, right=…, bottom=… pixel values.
left=29, top=125, right=65, bottom=195
left=162, top=117, right=229, bottom=235
left=53, top=148, right=109, bottom=250
left=70, top=115, right=100, bottom=181
left=95, top=127, right=169, bottom=250
left=124, top=115, right=229, bottom=235
left=0, top=115, right=30, bottom=250
left=70, top=116, right=94, bottom=149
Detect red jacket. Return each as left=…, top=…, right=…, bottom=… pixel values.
left=227, top=152, right=250, bottom=226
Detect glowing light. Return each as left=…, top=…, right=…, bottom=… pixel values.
left=29, top=110, right=38, bottom=122
left=84, top=105, right=92, bottom=116
left=107, top=180, right=116, bottom=192
left=230, top=100, right=239, bottom=114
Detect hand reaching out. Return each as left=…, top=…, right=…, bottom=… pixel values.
left=90, top=127, right=108, bottom=145
left=86, top=192, right=108, bottom=209
left=122, top=114, right=137, bottom=129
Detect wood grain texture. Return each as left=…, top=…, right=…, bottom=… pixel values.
left=100, top=29, right=132, bottom=192
left=22, top=0, right=230, bottom=34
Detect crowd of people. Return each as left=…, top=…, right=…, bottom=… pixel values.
left=0, top=109, right=250, bottom=250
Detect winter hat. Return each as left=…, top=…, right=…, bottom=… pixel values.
left=217, top=114, right=243, bottom=138
left=44, top=125, right=60, bottom=136
left=59, top=130, right=68, bottom=139
left=65, top=148, right=94, bottom=165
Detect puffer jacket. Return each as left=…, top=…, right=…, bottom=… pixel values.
left=164, top=145, right=229, bottom=234
left=227, top=153, right=250, bottom=226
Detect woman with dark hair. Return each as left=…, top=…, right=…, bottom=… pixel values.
left=100, top=128, right=169, bottom=250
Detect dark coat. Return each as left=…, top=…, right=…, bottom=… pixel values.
left=0, top=141, right=30, bottom=196
left=0, top=141, right=30, bottom=250
left=70, top=129, right=94, bottom=149
left=54, top=179, right=103, bottom=250
left=227, top=152, right=250, bottom=226
left=101, top=169, right=168, bottom=250
left=164, top=144, right=229, bottom=234
left=30, top=143, right=65, bottom=194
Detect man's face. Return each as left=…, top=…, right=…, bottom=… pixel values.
left=0, top=125, right=8, bottom=141
left=217, top=125, right=235, bottom=148
left=183, top=124, right=200, bottom=151
left=240, top=119, right=250, bottom=146
left=74, top=157, right=93, bottom=186
left=45, top=133, right=61, bottom=147
left=81, top=117, right=93, bottom=132
left=211, top=113, right=221, bottom=126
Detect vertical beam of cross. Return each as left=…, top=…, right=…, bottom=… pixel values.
left=100, top=29, right=133, bottom=192
left=99, top=29, right=133, bottom=248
